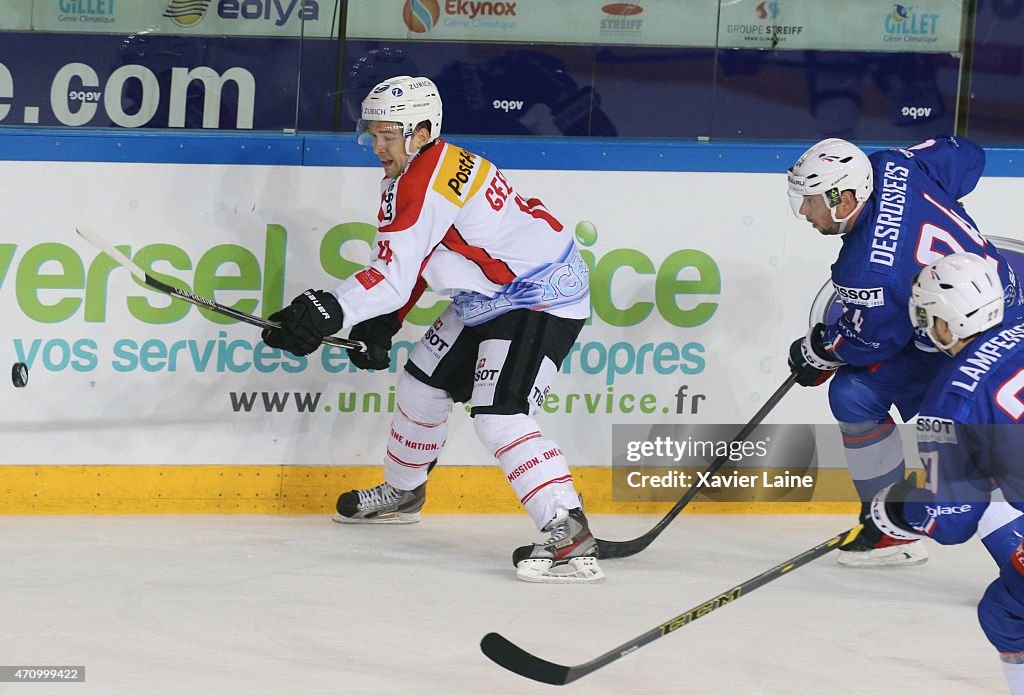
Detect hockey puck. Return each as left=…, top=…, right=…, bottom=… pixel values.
left=11, top=362, right=28, bottom=388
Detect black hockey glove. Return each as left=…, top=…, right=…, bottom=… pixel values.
left=855, top=474, right=924, bottom=550
left=347, top=311, right=401, bottom=371
left=788, top=323, right=844, bottom=387
left=261, top=289, right=343, bottom=357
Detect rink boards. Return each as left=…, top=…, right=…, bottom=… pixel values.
left=2, top=131, right=1024, bottom=513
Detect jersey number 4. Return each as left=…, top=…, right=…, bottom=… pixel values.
left=377, top=240, right=394, bottom=265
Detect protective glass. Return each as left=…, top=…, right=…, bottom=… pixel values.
left=788, top=191, right=837, bottom=221
left=787, top=191, right=808, bottom=220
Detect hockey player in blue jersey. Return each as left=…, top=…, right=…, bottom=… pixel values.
left=786, top=136, right=1024, bottom=567
left=861, top=252, right=1024, bottom=693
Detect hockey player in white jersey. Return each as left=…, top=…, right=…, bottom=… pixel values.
left=261, top=76, right=601, bottom=584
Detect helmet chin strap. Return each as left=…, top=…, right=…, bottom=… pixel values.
left=927, top=324, right=960, bottom=356
left=831, top=198, right=865, bottom=235
left=404, top=133, right=437, bottom=156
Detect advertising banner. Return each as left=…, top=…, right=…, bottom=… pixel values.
left=345, top=0, right=720, bottom=47
left=3, top=0, right=966, bottom=50
left=0, top=157, right=837, bottom=467
left=0, top=32, right=339, bottom=130
left=716, top=0, right=962, bottom=53
left=3, top=147, right=1018, bottom=469
left=0, top=0, right=32, bottom=30
left=30, top=0, right=341, bottom=37
left=345, top=0, right=961, bottom=52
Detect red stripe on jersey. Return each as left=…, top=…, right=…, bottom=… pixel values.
left=355, top=267, right=385, bottom=289
left=398, top=265, right=430, bottom=324
left=441, top=225, right=516, bottom=285
left=379, top=141, right=446, bottom=233
left=516, top=196, right=564, bottom=232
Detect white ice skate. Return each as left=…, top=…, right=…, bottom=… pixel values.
left=513, top=508, right=604, bottom=584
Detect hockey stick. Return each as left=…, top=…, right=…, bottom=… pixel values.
left=482, top=524, right=862, bottom=685
left=595, top=372, right=798, bottom=559
left=75, top=226, right=365, bottom=351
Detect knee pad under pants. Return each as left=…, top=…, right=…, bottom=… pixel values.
left=395, top=369, right=453, bottom=425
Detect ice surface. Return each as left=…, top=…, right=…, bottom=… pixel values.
left=0, top=515, right=1004, bottom=694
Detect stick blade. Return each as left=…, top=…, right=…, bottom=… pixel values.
left=596, top=536, right=650, bottom=559
left=480, top=632, right=572, bottom=686
left=75, top=225, right=147, bottom=282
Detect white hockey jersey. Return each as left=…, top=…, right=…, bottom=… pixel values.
left=332, top=139, right=591, bottom=328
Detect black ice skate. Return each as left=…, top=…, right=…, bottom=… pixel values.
left=332, top=481, right=427, bottom=525
left=836, top=496, right=929, bottom=568
left=512, top=507, right=604, bottom=584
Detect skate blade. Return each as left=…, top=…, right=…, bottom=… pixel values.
left=837, top=544, right=928, bottom=568
left=516, top=556, right=605, bottom=584
left=331, top=512, right=421, bottom=525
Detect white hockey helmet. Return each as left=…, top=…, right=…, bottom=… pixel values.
left=787, top=138, right=873, bottom=227
left=909, top=252, right=1005, bottom=354
left=357, top=75, right=442, bottom=154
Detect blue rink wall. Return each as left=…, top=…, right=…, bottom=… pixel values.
left=3, top=129, right=1024, bottom=515
left=5, top=128, right=1024, bottom=174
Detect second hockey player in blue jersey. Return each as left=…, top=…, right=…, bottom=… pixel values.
left=860, top=252, right=1024, bottom=694
left=785, top=136, right=1024, bottom=567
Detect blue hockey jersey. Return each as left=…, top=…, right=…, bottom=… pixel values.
left=824, top=137, right=1023, bottom=367
left=901, top=307, right=1024, bottom=544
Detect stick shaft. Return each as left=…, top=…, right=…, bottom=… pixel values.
left=75, top=226, right=365, bottom=351
left=596, top=372, right=799, bottom=558
left=482, top=525, right=863, bottom=685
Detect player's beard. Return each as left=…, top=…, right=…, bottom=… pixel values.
left=814, top=220, right=842, bottom=236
